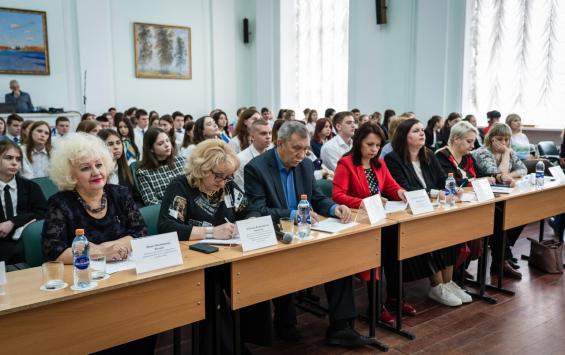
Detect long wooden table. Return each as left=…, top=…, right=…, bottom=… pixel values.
left=0, top=248, right=221, bottom=354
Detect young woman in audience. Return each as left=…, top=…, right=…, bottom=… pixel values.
left=463, top=114, right=482, bottom=148
left=324, top=108, right=336, bottom=121
left=379, top=115, right=402, bottom=158
left=506, top=113, right=532, bottom=160
left=42, top=133, right=155, bottom=353
left=20, top=120, right=33, bottom=144
left=306, top=109, right=318, bottom=137
left=0, top=140, right=47, bottom=264
left=80, top=112, right=96, bottom=121
left=358, top=114, right=370, bottom=126
left=271, top=119, right=285, bottom=145
left=149, top=113, right=160, bottom=128
left=98, top=129, right=143, bottom=206
left=472, top=123, right=526, bottom=279
left=115, top=114, right=140, bottom=164
left=283, top=109, right=295, bottom=121
left=76, top=120, right=101, bottom=135
left=137, top=128, right=184, bottom=206
left=0, top=117, right=6, bottom=135
left=182, top=116, right=219, bottom=160
left=158, top=114, right=179, bottom=154
left=370, top=112, right=382, bottom=125
left=213, top=110, right=231, bottom=143
left=382, top=109, right=396, bottom=137
left=21, top=120, right=52, bottom=179
left=310, top=117, right=333, bottom=158
left=179, top=121, right=195, bottom=157
left=230, top=109, right=261, bottom=154
left=436, top=112, right=462, bottom=149
left=424, top=115, right=443, bottom=151
left=332, top=123, right=406, bottom=324
left=385, top=118, right=471, bottom=307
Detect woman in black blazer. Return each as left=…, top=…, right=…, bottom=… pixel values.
left=0, top=140, right=47, bottom=264
left=384, top=118, right=471, bottom=307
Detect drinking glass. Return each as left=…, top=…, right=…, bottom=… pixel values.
left=42, top=261, right=65, bottom=290
left=90, top=254, right=107, bottom=281
left=279, top=217, right=295, bottom=238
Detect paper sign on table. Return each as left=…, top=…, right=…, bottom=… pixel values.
left=362, top=194, right=386, bottom=224
left=404, top=189, right=434, bottom=215
left=131, top=232, right=183, bottom=274
left=0, top=261, right=6, bottom=293
left=311, top=218, right=358, bottom=233
left=549, top=166, right=565, bottom=183
left=106, top=259, right=136, bottom=274
left=236, top=216, right=277, bottom=252
left=491, top=186, right=514, bottom=194
left=199, top=238, right=242, bottom=245
left=384, top=201, right=408, bottom=214
left=471, top=178, right=495, bottom=202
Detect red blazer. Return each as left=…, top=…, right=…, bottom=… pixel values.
left=333, top=155, right=402, bottom=208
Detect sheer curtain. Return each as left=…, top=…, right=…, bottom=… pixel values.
left=463, top=0, right=565, bottom=128
left=295, top=0, right=349, bottom=114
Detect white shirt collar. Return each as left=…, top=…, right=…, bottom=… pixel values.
left=335, top=134, right=352, bottom=148
left=0, top=177, right=17, bottom=191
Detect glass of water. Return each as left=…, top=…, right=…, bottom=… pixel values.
left=42, top=261, right=65, bottom=290
left=90, top=254, right=107, bottom=281
left=279, top=217, right=295, bottom=239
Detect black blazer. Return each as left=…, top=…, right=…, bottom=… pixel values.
left=244, top=148, right=335, bottom=221
left=1, top=175, right=47, bottom=238
left=384, top=149, right=447, bottom=192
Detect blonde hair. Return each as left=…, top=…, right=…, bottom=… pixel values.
left=49, top=133, right=115, bottom=191
left=185, top=140, right=240, bottom=189
left=484, top=123, right=512, bottom=150
left=448, top=121, right=478, bottom=145
left=387, top=116, right=404, bottom=140
left=505, top=113, right=521, bottom=127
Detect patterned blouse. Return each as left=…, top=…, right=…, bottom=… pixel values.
left=364, top=168, right=380, bottom=195
left=137, top=156, right=185, bottom=205
left=42, top=185, right=147, bottom=261
left=471, top=146, right=527, bottom=177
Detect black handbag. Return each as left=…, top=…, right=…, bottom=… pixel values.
left=527, top=238, right=564, bottom=274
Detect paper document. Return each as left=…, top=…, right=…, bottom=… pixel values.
left=460, top=193, right=477, bottom=202
left=311, top=218, right=358, bottom=233
left=12, top=219, right=36, bottom=241
left=384, top=201, right=408, bottom=214
left=549, top=166, right=565, bottom=183
left=199, top=238, right=241, bottom=245
left=106, top=259, right=136, bottom=274
left=491, top=186, right=514, bottom=194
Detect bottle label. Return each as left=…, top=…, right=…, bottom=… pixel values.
left=74, top=255, right=89, bottom=270
left=536, top=171, right=544, bottom=179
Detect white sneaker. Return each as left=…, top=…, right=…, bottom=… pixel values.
left=445, top=281, right=472, bottom=304
left=428, top=284, right=462, bottom=307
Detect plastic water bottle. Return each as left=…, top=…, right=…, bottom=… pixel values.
left=445, top=173, right=457, bottom=207
left=297, top=194, right=312, bottom=240
left=72, top=229, right=91, bottom=289
left=535, top=160, right=545, bottom=188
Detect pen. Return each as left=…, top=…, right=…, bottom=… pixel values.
left=224, top=217, right=234, bottom=248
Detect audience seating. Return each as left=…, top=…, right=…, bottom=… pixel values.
left=32, top=177, right=58, bottom=200
left=316, top=179, right=333, bottom=198
left=537, top=141, right=560, bottom=165
left=139, top=204, right=160, bottom=236
left=130, top=161, right=142, bottom=193
left=21, top=220, right=45, bottom=267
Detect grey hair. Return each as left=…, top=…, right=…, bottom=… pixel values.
left=277, top=121, right=308, bottom=142
left=448, top=121, right=478, bottom=144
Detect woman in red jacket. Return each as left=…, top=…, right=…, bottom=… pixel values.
left=333, top=122, right=406, bottom=325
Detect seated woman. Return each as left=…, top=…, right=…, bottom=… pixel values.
left=385, top=119, right=472, bottom=307
left=213, top=110, right=231, bottom=143
left=507, top=114, right=531, bottom=161
left=178, top=121, right=195, bottom=157
left=137, top=128, right=184, bottom=206
left=76, top=120, right=101, bottom=135
left=0, top=140, right=47, bottom=265
left=332, top=122, right=406, bottom=324
left=182, top=115, right=220, bottom=160
left=21, top=120, right=52, bottom=179
left=436, top=112, right=462, bottom=149
left=473, top=123, right=527, bottom=279
left=424, top=115, right=443, bottom=151
left=229, top=109, right=261, bottom=154
left=158, top=114, right=179, bottom=154
left=158, top=139, right=270, bottom=353
left=306, top=109, right=318, bottom=138
left=114, top=113, right=140, bottom=165
left=310, top=117, right=333, bottom=158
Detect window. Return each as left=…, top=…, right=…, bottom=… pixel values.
left=462, top=0, right=565, bottom=128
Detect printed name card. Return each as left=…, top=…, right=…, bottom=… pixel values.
left=362, top=194, right=386, bottom=225
left=131, top=232, right=183, bottom=274
left=404, top=189, right=434, bottom=215
left=0, top=261, right=6, bottom=295
left=471, top=178, right=495, bottom=202
left=549, top=166, right=565, bottom=183
left=237, top=216, right=277, bottom=252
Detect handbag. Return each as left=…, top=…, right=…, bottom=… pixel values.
left=527, top=238, right=564, bottom=274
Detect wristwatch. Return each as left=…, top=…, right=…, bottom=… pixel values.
left=205, top=226, right=214, bottom=238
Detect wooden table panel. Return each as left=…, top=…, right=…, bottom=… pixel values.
left=503, top=185, right=565, bottom=230
left=0, top=270, right=204, bottom=354
left=398, top=204, right=494, bottom=260
left=230, top=229, right=380, bottom=310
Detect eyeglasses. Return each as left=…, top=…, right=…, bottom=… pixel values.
left=212, top=171, right=234, bottom=182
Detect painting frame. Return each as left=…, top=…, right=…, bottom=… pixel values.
left=0, top=7, right=50, bottom=75
left=134, top=22, right=192, bottom=80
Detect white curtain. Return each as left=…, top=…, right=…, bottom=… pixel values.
left=464, top=0, right=565, bottom=128
left=295, top=0, right=349, bottom=114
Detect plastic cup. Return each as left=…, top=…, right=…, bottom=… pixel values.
left=90, top=254, right=107, bottom=281
left=42, top=261, right=65, bottom=290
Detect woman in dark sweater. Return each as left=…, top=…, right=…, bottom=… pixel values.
left=385, top=119, right=471, bottom=307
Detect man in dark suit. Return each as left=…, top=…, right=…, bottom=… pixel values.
left=4, top=80, right=34, bottom=113
left=244, top=121, right=374, bottom=348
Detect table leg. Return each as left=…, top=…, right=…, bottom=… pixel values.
left=233, top=309, right=241, bottom=355
left=192, top=323, right=200, bottom=355
left=173, top=327, right=182, bottom=355
left=464, top=237, right=498, bottom=304
left=368, top=268, right=389, bottom=352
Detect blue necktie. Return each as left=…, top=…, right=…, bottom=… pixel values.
left=13, top=137, right=19, bottom=144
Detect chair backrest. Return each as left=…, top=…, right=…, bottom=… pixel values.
left=130, top=161, right=141, bottom=188
left=537, top=141, right=559, bottom=156
left=32, top=177, right=58, bottom=200
left=139, top=204, right=161, bottom=236
left=21, top=220, right=45, bottom=267
left=315, top=179, right=333, bottom=198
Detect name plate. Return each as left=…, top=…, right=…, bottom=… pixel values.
left=131, top=232, right=183, bottom=274
left=405, top=189, right=434, bottom=215
left=471, top=178, right=495, bottom=202
left=362, top=194, right=386, bottom=224
left=0, top=261, right=6, bottom=295
left=549, top=166, right=565, bottom=183
left=237, top=216, right=277, bottom=252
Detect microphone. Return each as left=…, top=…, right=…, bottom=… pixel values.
left=276, top=230, right=293, bottom=244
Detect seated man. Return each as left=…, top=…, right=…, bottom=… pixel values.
left=244, top=121, right=374, bottom=347
left=5, top=80, right=33, bottom=113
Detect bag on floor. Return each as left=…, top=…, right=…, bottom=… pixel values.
left=527, top=238, right=564, bottom=274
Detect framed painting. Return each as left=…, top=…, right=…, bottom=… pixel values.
left=0, top=7, right=50, bottom=75
left=134, top=22, right=192, bottom=80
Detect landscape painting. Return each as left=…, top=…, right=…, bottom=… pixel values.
left=134, top=22, right=192, bottom=79
left=0, top=7, right=49, bottom=75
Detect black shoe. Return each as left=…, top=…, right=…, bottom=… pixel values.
left=275, top=325, right=303, bottom=343
left=326, top=325, right=375, bottom=348
left=507, top=259, right=520, bottom=269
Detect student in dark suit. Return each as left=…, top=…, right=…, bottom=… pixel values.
left=0, top=140, right=47, bottom=264
left=244, top=121, right=374, bottom=348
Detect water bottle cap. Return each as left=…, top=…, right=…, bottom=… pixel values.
left=300, top=194, right=308, bottom=200
left=448, top=173, right=454, bottom=177
left=75, top=229, right=85, bottom=235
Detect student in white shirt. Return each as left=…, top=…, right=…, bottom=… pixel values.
left=320, top=111, right=356, bottom=172
left=50, top=116, right=70, bottom=146
left=21, top=121, right=52, bottom=179
left=133, top=109, right=149, bottom=157
left=172, top=111, right=185, bottom=144
left=2, top=114, right=23, bottom=145
left=234, top=119, right=272, bottom=190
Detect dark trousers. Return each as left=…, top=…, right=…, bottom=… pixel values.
left=273, top=276, right=357, bottom=329
left=489, top=225, right=525, bottom=267
left=0, top=239, right=24, bottom=264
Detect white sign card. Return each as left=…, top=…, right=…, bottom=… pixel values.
left=404, top=189, right=434, bottom=215
left=237, top=216, right=277, bottom=252
left=362, top=194, right=386, bottom=224
left=0, top=261, right=6, bottom=286
left=471, top=178, right=495, bottom=202
left=549, top=166, right=565, bottom=183
left=131, top=232, right=183, bottom=274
